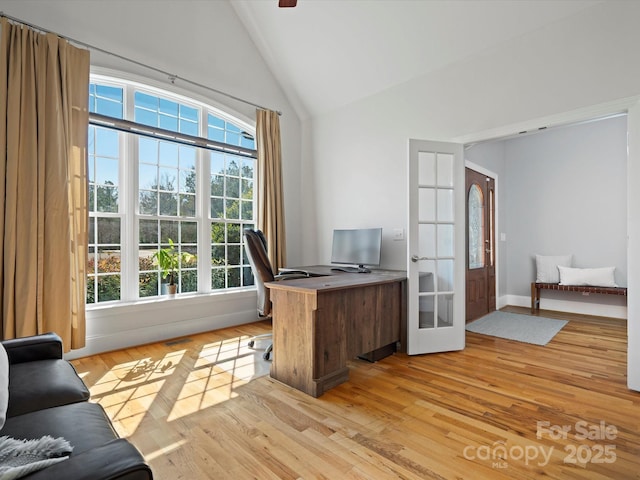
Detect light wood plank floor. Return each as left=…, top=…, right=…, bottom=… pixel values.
left=71, top=307, right=640, bottom=479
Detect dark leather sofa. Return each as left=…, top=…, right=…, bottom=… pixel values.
left=1, top=333, right=153, bottom=479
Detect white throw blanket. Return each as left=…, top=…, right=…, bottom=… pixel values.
left=0, top=436, right=72, bottom=480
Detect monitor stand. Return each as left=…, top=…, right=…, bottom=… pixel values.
left=330, top=265, right=371, bottom=273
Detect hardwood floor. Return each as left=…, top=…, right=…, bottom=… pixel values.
left=71, top=307, right=640, bottom=479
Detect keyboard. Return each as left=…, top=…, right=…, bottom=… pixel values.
left=278, top=268, right=326, bottom=278
left=279, top=269, right=309, bottom=276
left=330, top=266, right=371, bottom=273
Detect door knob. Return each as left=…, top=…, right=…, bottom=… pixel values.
left=411, top=255, right=434, bottom=262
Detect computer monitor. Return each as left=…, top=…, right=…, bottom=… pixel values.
left=331, top=228, right=382, bottom=273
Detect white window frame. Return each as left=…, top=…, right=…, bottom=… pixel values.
left=87, top=72, right=257, bottom=308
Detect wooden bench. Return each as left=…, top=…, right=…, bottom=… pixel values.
left=531, top=282, right=627, bottom=313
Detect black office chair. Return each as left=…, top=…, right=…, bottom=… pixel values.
left=243, top=228, right=308, bottom=360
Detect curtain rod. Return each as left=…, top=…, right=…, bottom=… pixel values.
left=0, top=11, right=282, bottom=116
left=90, top=112, right=257, bottom=158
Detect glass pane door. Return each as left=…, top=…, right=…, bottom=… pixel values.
left=417, top=152, right=454, bottom=329
left=407, top=140, right=465, bottom=355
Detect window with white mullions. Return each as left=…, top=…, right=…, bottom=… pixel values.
left=207, top=113, right=256, bottom=149
left=89, top=83, right=123, bottom=119
left=138, top=138, right=197, bottom=217
left=210, top=150, right=256, bottom=289
left=138, top=219, right=198, bottom=297
left=87, top=83, right=124, bottom=304
left=134, top=91, right=199, bottom=136
left=86, top=74, right=257, bottom=306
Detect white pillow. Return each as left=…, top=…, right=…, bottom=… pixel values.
left=535, top=254, right=572, bottom=283
left=0, top=343, right=8, bottom=430
left=558, top=266, right=618, bottom=287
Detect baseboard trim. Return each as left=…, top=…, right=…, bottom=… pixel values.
left=502, top=294, right=627, bottom=319
left=65, top=308, right=258, bottom=360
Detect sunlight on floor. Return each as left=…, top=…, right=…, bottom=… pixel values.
left=143, top=439, right=188, bottom=462
left=80, top=334, right=272, bottom=434
left=167, top=335, right=271, bottom=421
left=198, top=335, right=271, bottom=381
left=88, top=350, right=185, bottom=436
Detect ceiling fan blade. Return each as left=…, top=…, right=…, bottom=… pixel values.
left=279, top=0, right=297, bottom=7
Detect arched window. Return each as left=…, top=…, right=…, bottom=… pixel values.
left=87, top=74, right=257, bottom=304
left=468, top=184, right=485, bottom=269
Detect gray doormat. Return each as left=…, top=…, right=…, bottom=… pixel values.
left=466, top=311, right=568, bottom=346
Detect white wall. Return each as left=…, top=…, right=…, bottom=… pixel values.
left=627, top=102, right=640, bottom=391
left=1, top=1, right=304, bottom=358
left=302, top=2, right=640, bottom=389
left=505, top=116, right=628, bottom=315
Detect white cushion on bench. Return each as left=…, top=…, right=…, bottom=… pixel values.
left=558, top=266, right=617, bottom=288
left=535, top=254, right=572, bottom=283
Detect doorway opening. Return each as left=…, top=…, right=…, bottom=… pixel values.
left=463, top=113, right=628, bottom=319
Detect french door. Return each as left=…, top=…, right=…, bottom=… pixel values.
left=407, top=140, right=465, bottom=355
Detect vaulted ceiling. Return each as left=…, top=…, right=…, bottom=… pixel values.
left=231, top=0, right=601, bottom=120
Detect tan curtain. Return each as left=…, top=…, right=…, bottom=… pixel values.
left=255, top=109, right=286, bottom=272
left=0, top=18, right=89, bottom=350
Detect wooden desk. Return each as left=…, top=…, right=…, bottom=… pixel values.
left=266, top=266, right=406, bottom=397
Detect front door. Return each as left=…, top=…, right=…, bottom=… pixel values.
left=407, top=140, right=465, bottom=355
left=465, top=168, right=496, bottom=322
